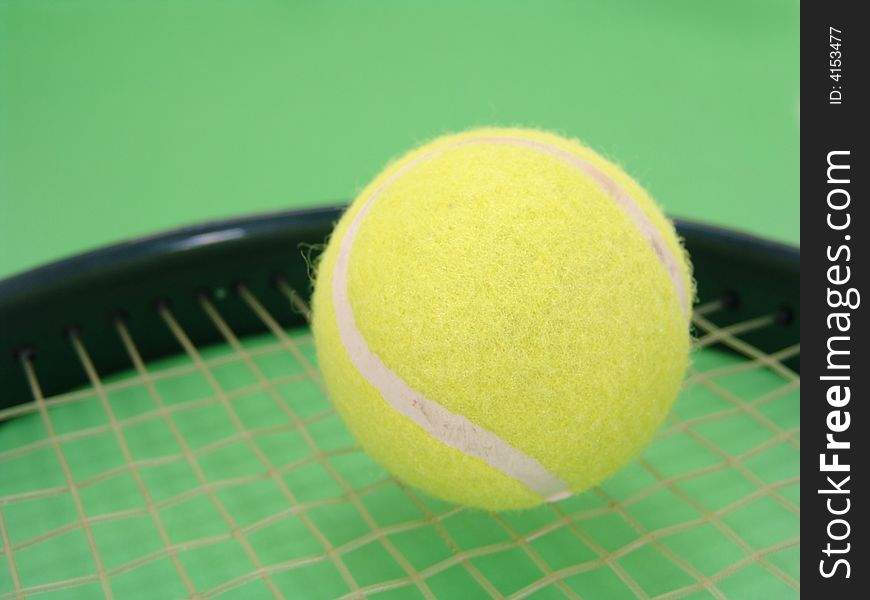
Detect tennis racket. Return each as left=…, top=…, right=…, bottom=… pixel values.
left=0, top=206, right=799, bottom=599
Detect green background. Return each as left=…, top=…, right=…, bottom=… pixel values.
left=0, top=0, right=799, bottom=280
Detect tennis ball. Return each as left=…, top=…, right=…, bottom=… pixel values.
left=311, top=128, right=692, bottom=511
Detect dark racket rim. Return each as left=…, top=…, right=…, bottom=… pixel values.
left=0, top=205, right=800, bottom=412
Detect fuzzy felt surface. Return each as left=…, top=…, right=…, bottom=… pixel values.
left=312, top=127, right=692, bottom=510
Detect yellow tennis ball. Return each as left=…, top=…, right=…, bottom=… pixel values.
left=311, top=127, right=693, bottom=510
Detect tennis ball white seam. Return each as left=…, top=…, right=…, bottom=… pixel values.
left=331, top=136, right=687, bottom=502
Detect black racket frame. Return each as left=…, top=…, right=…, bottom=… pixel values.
left=0, top=206, right=799, bottom=410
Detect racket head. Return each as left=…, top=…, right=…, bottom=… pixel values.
left=0, top=208, right=799, bottom=599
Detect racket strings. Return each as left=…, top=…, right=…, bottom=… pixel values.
left=0, top=288, right=799, bottom=599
